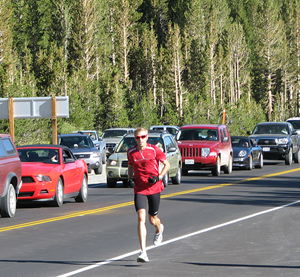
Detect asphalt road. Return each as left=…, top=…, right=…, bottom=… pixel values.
left=1, top=161, right=300, bottom=277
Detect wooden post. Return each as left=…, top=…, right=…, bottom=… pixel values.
left=222, top=108, right=226, bottom=124
left=52, top=97, right=57, bottom=144
left=8, top=98, right=14, bottom=141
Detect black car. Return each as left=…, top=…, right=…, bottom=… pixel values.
left=247, top=122, right=300, bottom=165
left=231, top=136, right=263, bottom=170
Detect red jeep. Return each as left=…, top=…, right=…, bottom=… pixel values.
left=0, top=134, right=22, bottom=217
left=176, top=124, right=233, bottom=176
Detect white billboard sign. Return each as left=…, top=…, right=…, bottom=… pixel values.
left=0, top=97, right=69, bottom=119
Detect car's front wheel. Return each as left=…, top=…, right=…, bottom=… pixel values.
left=171, top=165, right=182, bottom=185
left=247, top=155, right=253, bottom=170
left=107, top=179, right=117, bottom=188
left=285, top=148, right=293, bottom=165
left=255, top=152, right=264, bottom=169
left=212, top=156, right=221, bottom=176
left=0, top=183, right=17, bottom=218
left=53, top=178, right=64, bottom=207
left=94, top=163, right=103, bottom=175
left=75, top=175, right=88, bottom=202
left=223, top=155, right=232, bottom=174
left=293, top=148, right=300, bottom=163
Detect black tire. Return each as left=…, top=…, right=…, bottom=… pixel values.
left=53, top=178, right=64, bottom=207
left=94, top=163, right=103, bottom=175
left=171, top=165, right=182, bottom=185
left=223, top=155, right=232, bottom=174
left=285, top=148, right=293, bottom=165
left=107, top=179, right=117, bottom=188
left=255, top=152, right=264, bottom=169
left=162, top=172, right=169, bottom=187
left=0, top=183, right=17, bottom=218
left=75, top=175, right=88, bottom=202
left=247, top=155, right=253, bottom=170
left=293, top=148, right=300, bottom=163
left=212, top=156, right=221, bottom=176
left=88, top=167, right=92, bottom=173
left=102, top=153, right=106, bottom=164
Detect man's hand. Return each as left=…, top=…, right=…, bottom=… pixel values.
left=127, top=178, right=135, bottom=188
left=148, top=175, right=160, bottom=184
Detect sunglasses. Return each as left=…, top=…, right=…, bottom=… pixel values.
left=135, top=135, right=147, bottom=139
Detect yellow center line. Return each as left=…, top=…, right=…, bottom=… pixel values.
left=2, top=167, right=300, bottom=233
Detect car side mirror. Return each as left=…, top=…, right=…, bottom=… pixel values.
left=222, top=137, right=229, bottom=142
left=292, top=131, right=297, bottom=135
left=65, top=158, right=75, bottom=163
left=168, top=147, right=176, bottom=153
left=247, top=131, right=251, bottom=135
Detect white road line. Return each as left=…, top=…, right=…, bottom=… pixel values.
left=57, top=199, right=300, bottom=277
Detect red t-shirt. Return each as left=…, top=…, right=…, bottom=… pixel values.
left=127, top=143, right=167, bottom=195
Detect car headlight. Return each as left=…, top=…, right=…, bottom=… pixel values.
left=92, top=151, right=101, bottom=157
left=238, top=150, right=247, bottom=157
left=107, top=159, right=118, bottom=166
left=202, top=148, right=210, bottom=157
left=276, top=138, right=289, bottom=144
left=36, top=175, right=51, bottom=182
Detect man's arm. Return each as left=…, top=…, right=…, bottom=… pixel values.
left=128, top=164, right=134, bottom=179
left=159, top=160, right=170, bottom=180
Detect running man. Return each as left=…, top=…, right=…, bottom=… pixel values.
left=127, top=127, right=170, bottom=263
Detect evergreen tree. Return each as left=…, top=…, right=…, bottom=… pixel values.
left=254, top=0, right=286, bottom=121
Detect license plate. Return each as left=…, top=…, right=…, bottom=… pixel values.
left=185, top=159, right=194, bottom=165
left=263, top=147, right=270, bottom=152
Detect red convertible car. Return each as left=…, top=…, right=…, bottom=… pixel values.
left=17, top=145, right=88, bottom=207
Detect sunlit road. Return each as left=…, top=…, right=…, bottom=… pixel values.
left=1, top=161, right=300, bottom=277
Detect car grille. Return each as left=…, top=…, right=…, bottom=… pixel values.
left=22, top=176, right=35, bottom=183
left=106, top=143, right=117, bottom=148
left=121, top=161, right=128, bottom=167
left=180, top=147, right=201, bottom=157
left=75, top=154, right=90, bottom=159
left=18, top=192, right=34, bottom=197
left=257, top=139, right=277, bottom=146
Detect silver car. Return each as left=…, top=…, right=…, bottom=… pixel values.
left=106, top=131, right=182, bottom=188
left=58, top=133, right=103, bottom=174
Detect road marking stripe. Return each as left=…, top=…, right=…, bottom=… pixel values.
left=1, top=167, right=300, bottom=233
left=57, top=199, right=300, bottom=277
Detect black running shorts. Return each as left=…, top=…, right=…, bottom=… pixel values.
left=134, top=193, right=161, bottom=216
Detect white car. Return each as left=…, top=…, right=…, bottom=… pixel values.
left=149, top=125, right=179, bottom=137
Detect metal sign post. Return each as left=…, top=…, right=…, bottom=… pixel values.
left=52, top=97, right=57, bottom=144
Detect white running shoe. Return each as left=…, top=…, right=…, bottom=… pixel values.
left=137, top=251, right=149, bottom=263
left=153, top=224, right=164, bottom=246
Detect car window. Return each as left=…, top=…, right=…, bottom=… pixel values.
left=177, top=129, right=218, bottom=141
left=148, top=137, right=164, bottom=151
left=164, top=136, right=176, bottom=151
left=60, top=136, right=94, bottom=148
left=0, top=140, right=7, bottom=157
left=2, top=138, right=17, bottom=155
left=102, top=130, right=127, bottom=138
left=253, top=124, right=289, bottom=134
left=166, top=127, right=177, bottom=135
left=287, top=120, right=300, bottom=130
left=232, top=138, right=249, bottom=147
left=116, top=137, right=136, bottom=153
left=18, top=148, right=60, bottom=163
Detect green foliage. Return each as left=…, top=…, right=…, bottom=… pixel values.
left=1, top=0, right=298, bottom=144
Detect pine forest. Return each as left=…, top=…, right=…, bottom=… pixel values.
left=0, top=0, right=299, bottom=144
